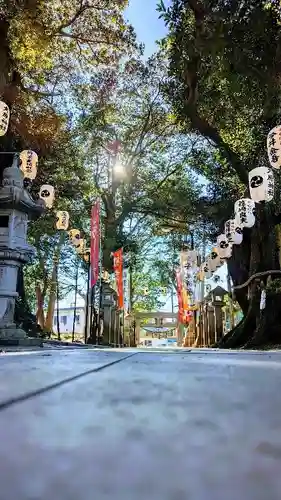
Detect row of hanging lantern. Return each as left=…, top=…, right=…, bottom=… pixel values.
left=19, top=150, right=86, bottom=256
left=1, top=101, right=56, bottom=207
left=57, top=216, right=89, bottom=259
left=199, top=126, right=281, bottom=278
left=0, top=101, right=89, bottom=261
left=174, top=127, right=281, bottom=283
left=207, top=199, right=256, bottom=274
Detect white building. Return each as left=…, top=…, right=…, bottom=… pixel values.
left=52, top=305, right=86, bottom=335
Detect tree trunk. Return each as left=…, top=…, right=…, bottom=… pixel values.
left=36, top=284, right=45, bottom=328
left=219, top=202, right=281, bottom=348
left=45, top=260, right=57, bottom=332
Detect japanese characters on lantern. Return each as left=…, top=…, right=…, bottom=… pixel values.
left=249, top=166, right=274, bottom=203
left=225, top=219, right=243, bottom=245
left=0, top=101, right=10, bottom=137
left=19, top=150, right=38, bottom=180
left=267, top=126, right=281, bottom=169
left=234, top=198, right=255, bottom=228
left=56, top=211, right=69, bottom=230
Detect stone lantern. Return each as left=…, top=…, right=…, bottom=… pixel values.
left=204, top=285, right=227, bottom=345
left=0, top=155, right=45, bottom=345
left=100, top=282, right=118, bottom=345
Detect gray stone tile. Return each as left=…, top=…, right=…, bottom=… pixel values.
left=0, top=349, right=131, bottom=403
left=0, top=351, right=281, bottom=499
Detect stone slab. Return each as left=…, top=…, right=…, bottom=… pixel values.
left=0, top=350, right=281, bottom=499
left=0, top=349, right=132, bottom=404
left=0, top=337, right=43, bottom=347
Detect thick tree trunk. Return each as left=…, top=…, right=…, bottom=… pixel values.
left=36, top=284, right=45, bottom=328
left=45, top=261, right=57, bottom=332
left=219, top=203, right=281, bottom=348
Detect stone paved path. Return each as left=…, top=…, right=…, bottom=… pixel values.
left=0, top=348, right=281, bottom=500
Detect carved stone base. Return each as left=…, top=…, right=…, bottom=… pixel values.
left=0, top=325, right=26, bottom=340
left=0, top=325, right=42, bottom=346
left=0, top=337, right=43, bottom=347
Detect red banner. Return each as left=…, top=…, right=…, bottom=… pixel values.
left=176, top=269, right=184, bottom=323
left=113, top=248, right=124, bottom=310
left=175, top=269, right=192, bottom=325
left=90, top=201, right=100, bottom=287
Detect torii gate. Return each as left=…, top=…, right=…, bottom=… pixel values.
left=133, top=311, right=179, bottom=345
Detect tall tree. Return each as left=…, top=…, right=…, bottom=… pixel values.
left=0, top=0, right=137, bottom=332
left=161, top=0, right=281, bottom=347
left=77, top=54, right=201, bottom=271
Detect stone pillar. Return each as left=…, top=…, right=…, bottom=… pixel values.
left=103, top=305, right=112, bottom=345
left=0, top=251, right=27, bottom=339
left=0, top=158, right=45, bottom=345
left=111, top=307, right=118, bottom=345
left=100, top=282, right=118, bottom=346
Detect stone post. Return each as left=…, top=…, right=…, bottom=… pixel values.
left=100, top=282, right=117, bottom=345
left=0, top=156, right=45, bottom=345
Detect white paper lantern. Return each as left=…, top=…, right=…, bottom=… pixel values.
left=202, top=261, right=212, bottom=279
left=69, top=229, right=81, bottom=247
left=56, top=211, right=69, bottom=230
left=208, top=248, right=221, bottom=271
left=225, top=219, right=243, bottom=245
left=217, top=234, right=232, bottom=259
left=267, top=126, right=281, bottom=169
left=249, top=167, right=274, bottom=203
left=0, top=101, right=10, bottom=137
left=234, top=198, right=255, bottom=228
left=19, top=150, right=38, bottom=180
left=39, top=184, right=55, bottom=208
left=76, top=238, right=85, bottom=254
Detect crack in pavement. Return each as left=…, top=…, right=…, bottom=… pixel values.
left=0, top=352, right=138, bottom=412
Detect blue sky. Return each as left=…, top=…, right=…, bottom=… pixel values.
left=125, top=0, right=168, bottom=56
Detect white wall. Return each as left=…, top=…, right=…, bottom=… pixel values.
left=52, top=306, right=85, bottom=334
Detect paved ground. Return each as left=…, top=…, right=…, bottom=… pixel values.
left=1, top=348, right=281, bottom=500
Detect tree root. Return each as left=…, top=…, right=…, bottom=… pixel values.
left=218, top=291, right=281, bottom=349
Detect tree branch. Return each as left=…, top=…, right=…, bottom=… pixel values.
left=179, top=2, right=249, bottom=185
left=56, top=1, right=88, bottom=33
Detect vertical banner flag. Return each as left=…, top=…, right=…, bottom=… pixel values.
left=113, top=248, right=124, bottom=310
left=123, top=267, right=129, bottom=314
left=90, top=201, right=100, bottom=287
left=176, top=269, right=193, bottom=324
left=176, top=269, right=184, bottom=323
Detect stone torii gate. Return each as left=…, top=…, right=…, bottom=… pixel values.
left=133, top=311, right=179, bottom=345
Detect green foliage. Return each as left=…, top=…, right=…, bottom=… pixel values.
left=266, top=278, right=281, bottom=295
left=131, top=269, right=166, bottom=312
left=4, top=0, right=137, bottom=87
left=0, top=0, right=138, bottom=315
left=76, top=54, right=202, bottom=271
left=160, top=0, right=281, bottom=229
